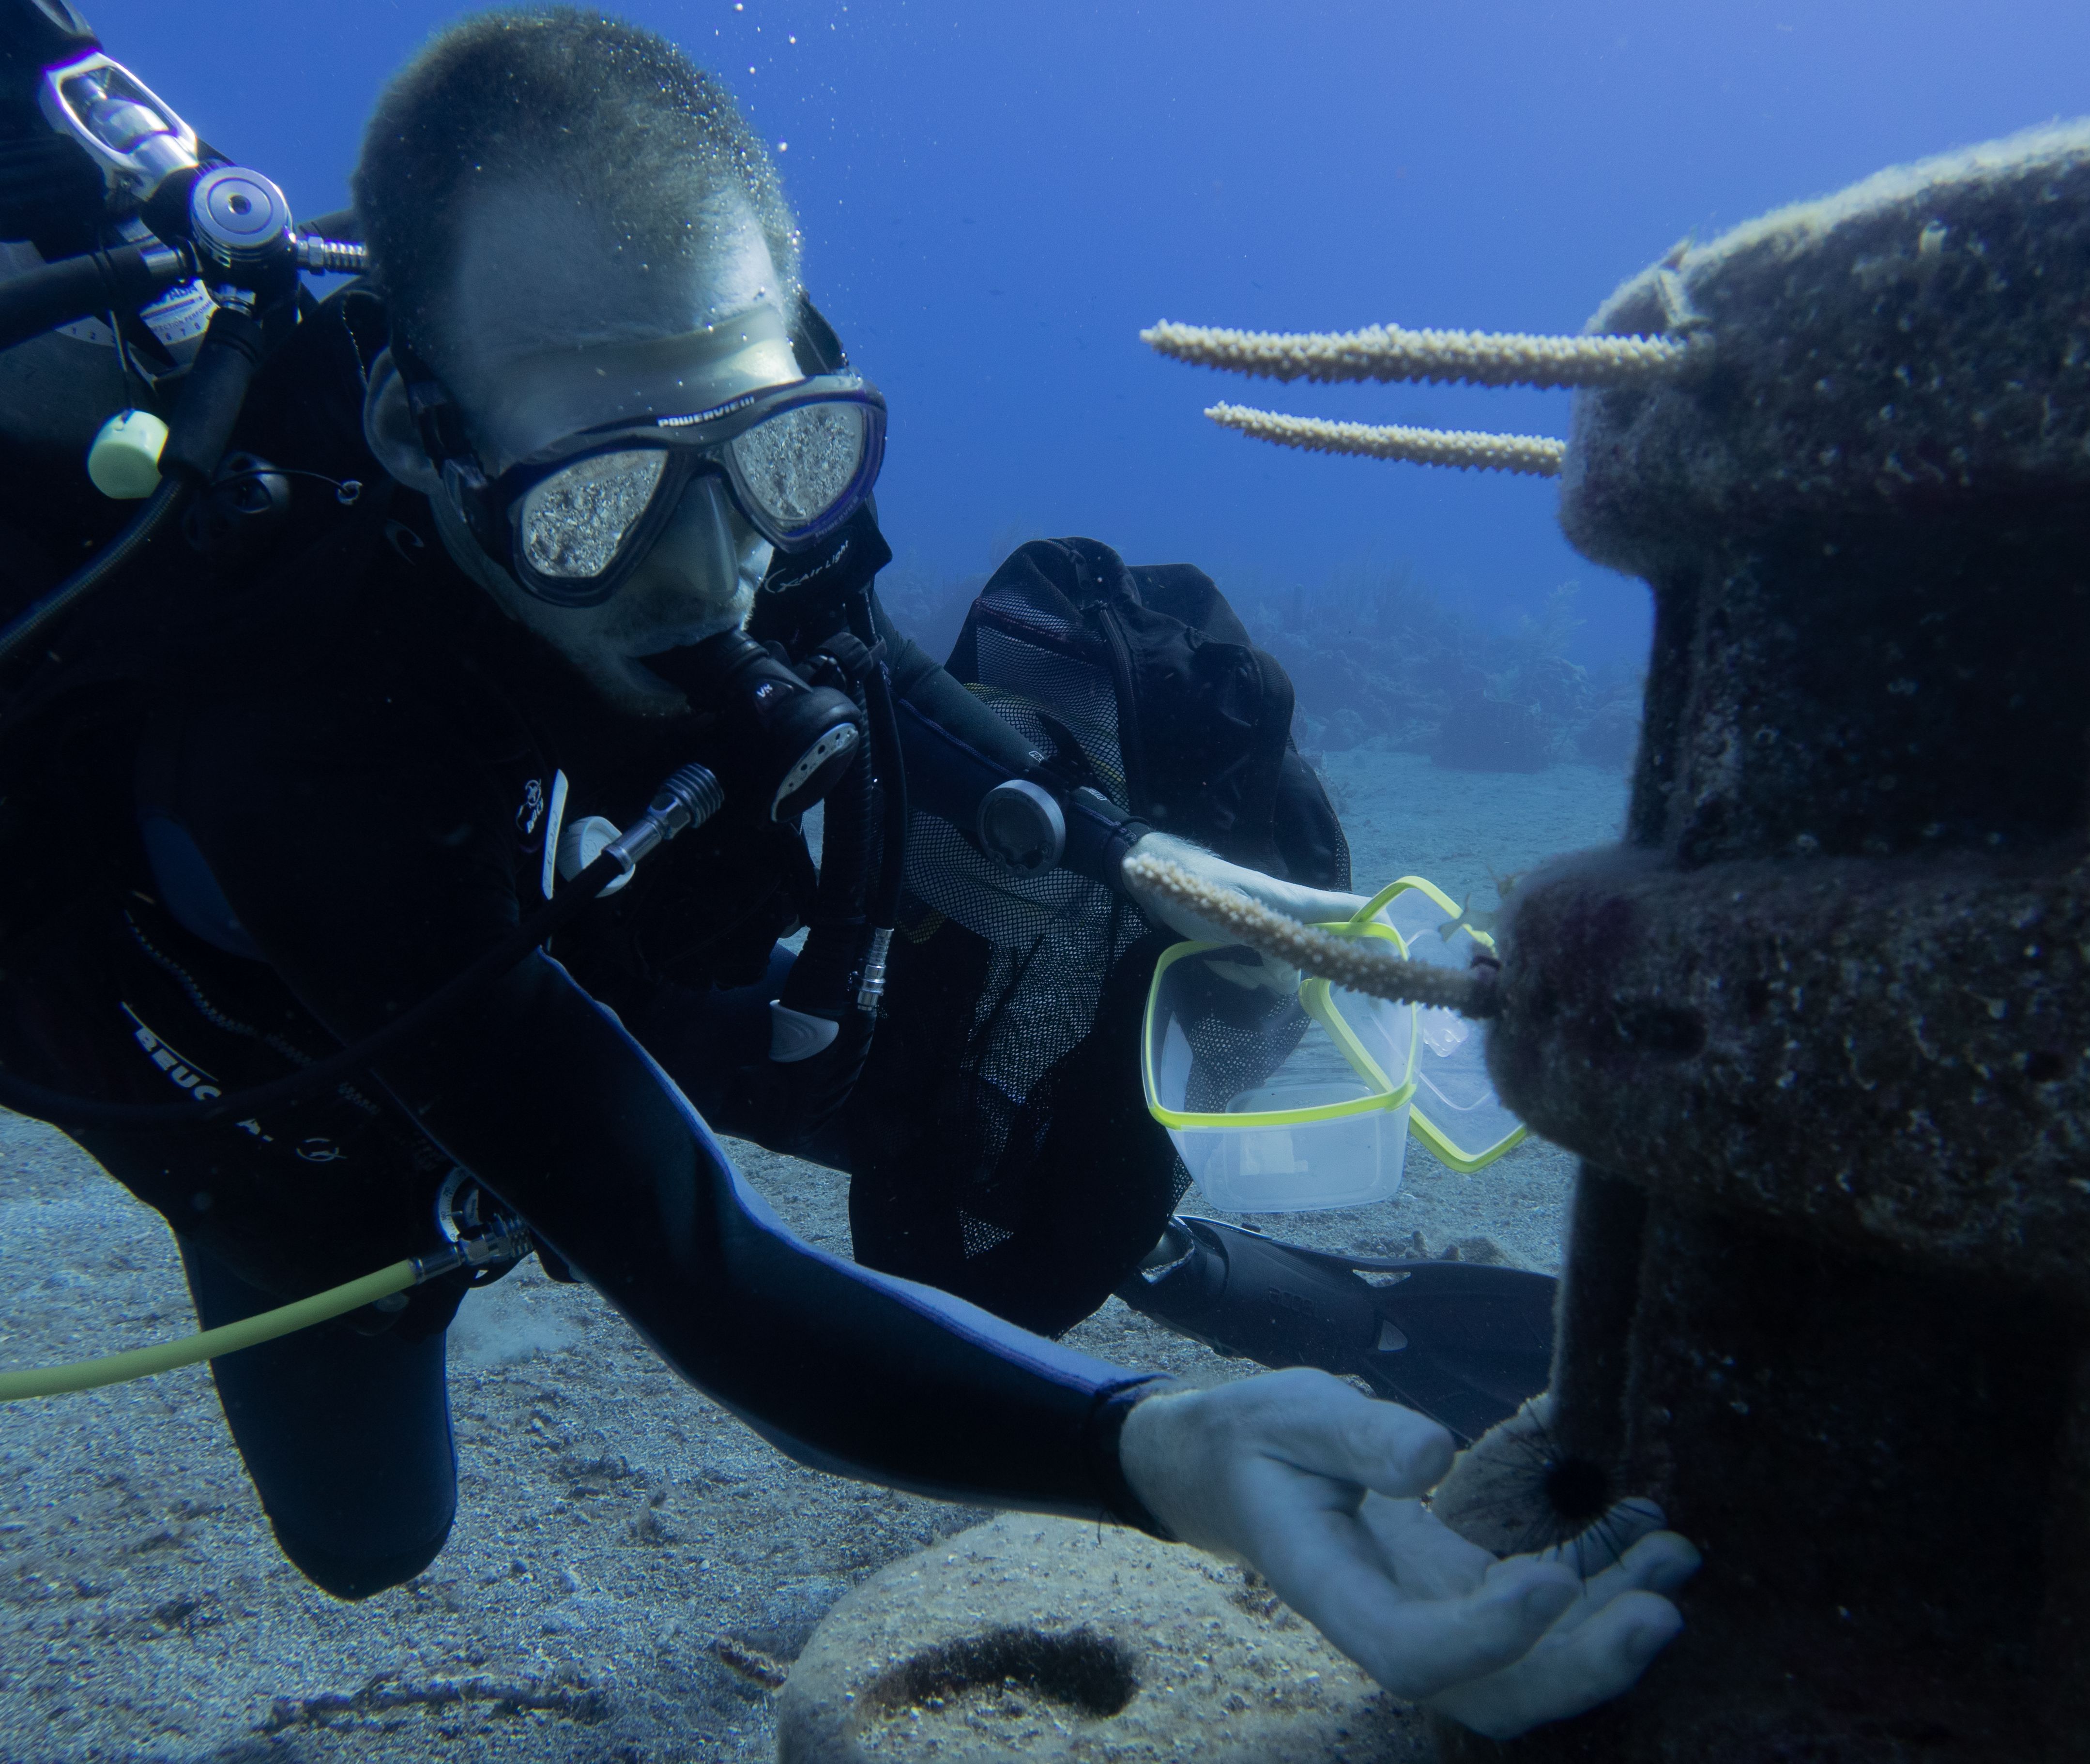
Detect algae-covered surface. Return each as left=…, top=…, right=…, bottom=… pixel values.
left=0, top=754, right=1627, bottom=1763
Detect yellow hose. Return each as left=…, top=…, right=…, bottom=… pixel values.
left=0, top=1258, right=420, bottom=1401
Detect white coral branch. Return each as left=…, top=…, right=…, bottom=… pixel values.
left=1144, top=318, right=1687, bottom=391
left=1123, top=855, right=1502, bottom=1019
left=1207, top=404, right=1564, bottom=477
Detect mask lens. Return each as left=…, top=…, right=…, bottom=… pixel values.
left=729, top=400, right=867, bottom=534
left=517, top=449, right=668, bottom=579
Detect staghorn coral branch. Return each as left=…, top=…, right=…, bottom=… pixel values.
left=1144, top=318, right=1688, bottom=390
left=1208, top=403, right=1564, bottom=477
left=1125, top=855, right=1502, bottom=1019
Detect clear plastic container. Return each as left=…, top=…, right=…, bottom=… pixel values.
left=1360, top=877, right=1528, bottom=1171
left=1144, top=928, right=1417, bottom=1212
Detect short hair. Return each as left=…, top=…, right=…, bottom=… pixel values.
left=352, top=8, right=800, bottom=368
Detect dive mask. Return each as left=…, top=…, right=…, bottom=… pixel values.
left=396, top=306, right=887, bottom=607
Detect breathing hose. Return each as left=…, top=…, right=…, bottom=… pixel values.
left=0, top=303, right=267, bottom=669
left=0, top=471, right=191, bottom=669
left=0, top=239, right=192, bottom=358
left=862, top=656, right=910, bottom=931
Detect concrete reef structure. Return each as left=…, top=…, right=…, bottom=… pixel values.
left=1442, top=119, right=2090, bottom=1762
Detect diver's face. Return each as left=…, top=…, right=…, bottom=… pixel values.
left=431, top=188, right=792, bottom=714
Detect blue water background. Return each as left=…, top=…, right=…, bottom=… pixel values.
left=80, top=0, right=2090, bottom=671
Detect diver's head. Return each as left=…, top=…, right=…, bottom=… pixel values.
left=352, top=10, right=880, bottom=714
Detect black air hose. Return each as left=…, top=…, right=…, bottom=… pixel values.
left=0, top=304, right=263, bottom=668
left=0, top=240, right=191, bottom=358
left=843, top=589, right=908, bottom=930
left=862, top=657, right=909, bottom=930
left=0, top=471, right=185, bottom=667
left=780, top=685, right=875, bottom=1020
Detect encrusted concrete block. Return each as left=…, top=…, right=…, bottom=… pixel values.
left=1566, top=121, right=2090, bottom=575
left=1469, top=115, right=2090, bottom=1763
left=774, top=1513, right=1430, bottom=1762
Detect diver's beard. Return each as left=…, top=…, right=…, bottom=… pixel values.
left=430, top=493, right=758, bottom=717
left=534, top=581, right=756, bottom=717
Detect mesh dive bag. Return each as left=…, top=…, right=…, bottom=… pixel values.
left=842, top=537, right=1349, bottom=1335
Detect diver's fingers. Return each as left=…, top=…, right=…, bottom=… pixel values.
left=1425, top=1590, right=1683, bottom=1740
left=1277, top=1543, right=1582, bottom=1703
left=1356, top=1491, right=1494, bottom=1599
left=1293, top=884, right=1373, bottom=924
left=1247, top=1368, right=1459, bottom=1498
left=1119, top=1372, right=1452, bottom=1561
left=1537, top=1496, right=1667, bottom=1581
left=1257, top=878, right=1372, bottom=926
left=1257, top=955, right=1304, bottom=995
left=1535, top=1531, right=1702, bottom=1639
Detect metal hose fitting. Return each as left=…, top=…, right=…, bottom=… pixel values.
left=603, top=762, right=726, bottom=873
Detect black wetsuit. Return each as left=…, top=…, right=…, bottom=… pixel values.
left=0, top=296, right=1162, bottom=1598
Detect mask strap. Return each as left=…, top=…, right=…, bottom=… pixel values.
left=389, top=335, right=487, bottom=492
left=790, top=295, right=849, bottom=377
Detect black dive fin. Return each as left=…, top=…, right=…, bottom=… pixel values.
left=1115, top=1215, right=1557, bottom=1446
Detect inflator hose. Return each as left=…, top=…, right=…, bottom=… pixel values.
left=0, top=471, right=191, bottom=667
left=0, top=1258, right=421, bottom=1401
left=862, top=656, right=909, bottom=929
left=0, top=847, right=631, bottom=1132
left=0, top=305, right=268, bottom=669
left=0, top=241, right=191, bottom=359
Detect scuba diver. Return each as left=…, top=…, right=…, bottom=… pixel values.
left=0, top=4, right=1695, bottom=1737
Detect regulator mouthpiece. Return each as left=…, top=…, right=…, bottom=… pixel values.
left=651, top=629, right=867, bottom=821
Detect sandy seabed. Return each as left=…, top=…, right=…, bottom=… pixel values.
left=0, top=751, right=1629, bottom=1764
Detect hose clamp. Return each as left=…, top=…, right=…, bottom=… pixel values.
left=855, top=926, right=894, bottom=1012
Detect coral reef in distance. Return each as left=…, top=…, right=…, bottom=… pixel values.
left=1244, top=574, right=1641, bottom=773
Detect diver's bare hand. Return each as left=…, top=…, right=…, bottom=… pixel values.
left=1118, top=1369, right=1698, bottom=1736
left=1121, top=831, right=1366, bottom=987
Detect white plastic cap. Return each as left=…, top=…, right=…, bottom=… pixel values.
left=86, top=409, right=169, bottom=500
left=556, top=814, right=633, bottom=895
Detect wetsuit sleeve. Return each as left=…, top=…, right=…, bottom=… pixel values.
left=168, top=695, right=1170, bottom=1530
left=870, top=593, right=1149, bottom=888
